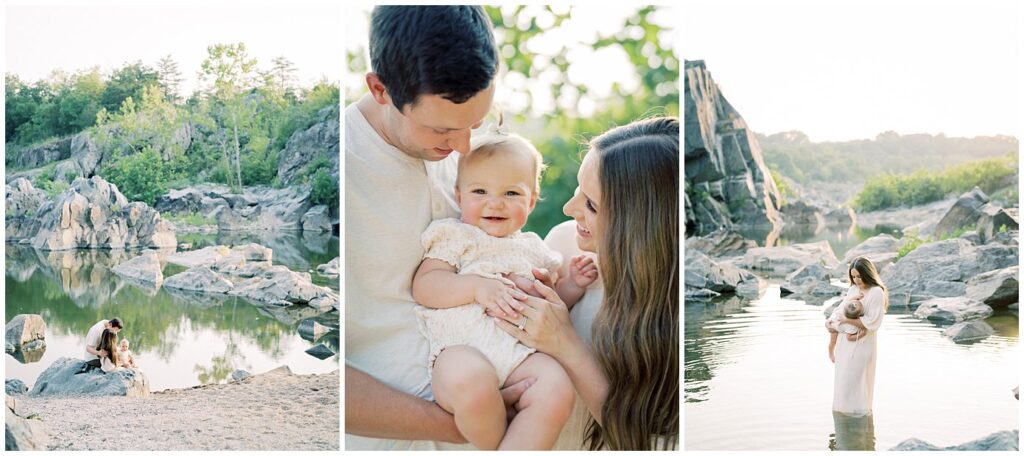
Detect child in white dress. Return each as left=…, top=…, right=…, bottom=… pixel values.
left=828, top=298, right=865, bottom=363
left=118, top=339, right=138, bottom=369
left=411, top=128, right=598, bottom=450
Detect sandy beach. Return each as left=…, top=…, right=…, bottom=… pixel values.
left=13, top=366, right=339, bottom=451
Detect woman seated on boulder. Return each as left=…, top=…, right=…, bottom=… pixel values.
left=96, top=329, right=126, bottom=373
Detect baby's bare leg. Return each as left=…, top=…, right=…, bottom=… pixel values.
left=498, top=353, right=576, bottom=450
left=828, top=331, right=838, bottom=363
left=432, top=345, right=506, bottom=450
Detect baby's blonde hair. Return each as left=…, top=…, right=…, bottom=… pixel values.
left=119, top=339, right=130, bottom=348
left=458, top=123, right=546, bottom=195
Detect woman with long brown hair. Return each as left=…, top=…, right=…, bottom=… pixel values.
left=96, top=329, right=126, bottom=373
left=827, top=256, right=888, bottom=416
left=494, top=117, right=679, bottom=450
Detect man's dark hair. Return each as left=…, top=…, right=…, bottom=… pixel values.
left=369, top=6, right=499, bottom=112
left=109, top=318, right=123, bottom=329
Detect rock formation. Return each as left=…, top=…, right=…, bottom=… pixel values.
left=28, top=176, right=176, bottom=250
left=29, top=357, right=149, bottom=397
left=684, top=60, right=781, bottom=236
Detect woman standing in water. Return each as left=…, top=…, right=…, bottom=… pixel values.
left=827, top=257, right=888, bottom=415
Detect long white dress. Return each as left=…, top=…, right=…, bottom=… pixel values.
left=831, top=285, right=885, bottom=415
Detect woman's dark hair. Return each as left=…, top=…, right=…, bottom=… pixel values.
left=98, top=329, right=119, bottom=367
left=849, top=257, right=889, bottom=311
left=585, top=116, right=679, bottom=450
left=369, top=6, right=498, bottom=112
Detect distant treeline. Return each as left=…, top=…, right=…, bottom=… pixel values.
left=759, top=130, right=1018, bottom=185
left=853, top=154, right=1018, bottom=212
left=6, top=43, right=339, bottom=207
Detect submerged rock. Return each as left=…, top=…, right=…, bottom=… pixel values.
left=29, top=357, right=149, bottom=397
left=685, top=250, right=754, bottom=293
left=229, top=265, right=338, bottom=310
left=164, top=266, right=233, bottom=294
left=111, top=251, right=164, bottom=287
left=298, top=319, right=331, bottom=342
left=942, top=320, right=995, bottom=343
left=889, top=429, right=1018, bottom=451
left=315, top=257, right=339, bottom=277
left=738, top=240, right=839, bottom=275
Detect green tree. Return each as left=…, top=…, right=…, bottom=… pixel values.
left=200, top=43, right=260, bottom=191
left=156, top=54, right=184, bottom=103
left=101, top=61, right=161, bottom=113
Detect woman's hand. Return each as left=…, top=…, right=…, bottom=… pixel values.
left=846, top=328, right=867, bottom=341
left=491, top=279, right=580, bottom=358
left=502, top=268, right=554, bottom=298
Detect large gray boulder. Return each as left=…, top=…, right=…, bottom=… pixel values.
left=29, top=357, right=149, bottom=397
left=277, top=105, right=340, bottom=186
left=684, top=229, right=757, bottom=258
left=305, top=343, right=336, bottom=360
left=913, top=296, right=993, bottom=323
left=889, top=430, right=1018, bottom=451
left=738, top=240, right=839, bottom=275
left=164, top=265, right=233, bottom=294
left=933, top=187, right=990, bottom=238
left=685, top=250, right=754, bottom=293
left=942, top=320, right=995, bottom=343
left=5, top=315, right=45, bottom=355
left=111, top=251, right=164, bottom=286
left=965, top=266, right=1018, bottom=309
left=6, top=395, right=49, bottom=450
left=301, top=205, right=332, bottom=232
left=684, top=60, right=781, bottom=235
left=165, top=244, right=272, bottom=269
left=780, top=200, right=825, bottom=227
left=883, top=238, right=1018, bottom=307
left=29, top=176, right=176, bottom=250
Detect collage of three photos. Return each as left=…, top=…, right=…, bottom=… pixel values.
left=3, top=1, right=1019, bottom=452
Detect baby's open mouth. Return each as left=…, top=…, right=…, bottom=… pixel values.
left=482, top=216, right=507, bottom=222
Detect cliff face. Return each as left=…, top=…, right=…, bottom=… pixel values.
left=684, top=60, right=781, bottom=236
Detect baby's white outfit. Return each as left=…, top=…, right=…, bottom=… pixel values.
left=829, top=307, right=861, bottom=335
left=415, top=218, right=562, bottom=384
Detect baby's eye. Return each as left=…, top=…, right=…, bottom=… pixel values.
left=505, top=191, right=521, bottom=197
left=471, top=189, right=486, bottom=195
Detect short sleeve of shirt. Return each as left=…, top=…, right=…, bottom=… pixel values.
left=421, top=218, right=475, bottom=269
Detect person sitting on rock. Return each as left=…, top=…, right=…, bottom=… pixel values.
left=118, top=339, right=138, bottom=369
left=96, top=329, right=126, bottom=373
left=79, top=318, right=123, bottom=373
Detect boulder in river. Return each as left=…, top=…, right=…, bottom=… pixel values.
left=942, top=320, right=995, bottom=343
left=163, top=265, right=234, bottom=294
left=889, top=429, right=1018, bottom=451
left=964, top=265, right=1019, bottom=309
left=912, top=296, right=993, bottom=323
left=5, top=314, right=46, bottom=355
left=738, top=240, right=839, bottom=275
left=110, top=251, right=164, bottom=287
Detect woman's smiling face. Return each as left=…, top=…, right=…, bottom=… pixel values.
left=563, top=151, right=604, bottom=252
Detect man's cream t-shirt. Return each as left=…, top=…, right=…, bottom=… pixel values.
left=344, top=102, right=467, bottom=450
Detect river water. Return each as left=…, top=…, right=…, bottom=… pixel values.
left=5, top=231, right=340, bottom=392
left=685, top=226, right=1019, bottom=450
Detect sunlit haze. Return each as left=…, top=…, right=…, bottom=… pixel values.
left=683, top=0, right=1020, bottom=141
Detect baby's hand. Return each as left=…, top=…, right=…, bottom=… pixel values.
left=475, top=277, right=521, bottom=318
left=569, top=255, right=599, bottom=288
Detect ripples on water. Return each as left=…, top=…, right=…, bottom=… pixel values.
left=685, top=285, right=1018, bottom=450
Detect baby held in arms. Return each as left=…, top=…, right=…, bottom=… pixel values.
left=411, top=127, right=597, bottom=450
left=828, top=299, right=865, bottom=363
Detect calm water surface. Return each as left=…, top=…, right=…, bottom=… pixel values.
left=5, top=230, right=340, bottom=392
left=686, top=225, right=1018, bottom=450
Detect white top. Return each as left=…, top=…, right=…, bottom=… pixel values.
left=83, top=319, right=107, bottom=360
left=833, top=285, right=885, bottom=415
left=421, top=218, right=562, bottom=279
left=343, top=102, right=466, bottom=451
left=546, top=221, right=603, bottom=451
left=100, top=356, right=124, bottom=373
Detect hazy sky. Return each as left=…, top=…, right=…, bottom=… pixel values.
left=683, top=0, right=1020, bottom=141
left=5, top=2, right=341, bottom=97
